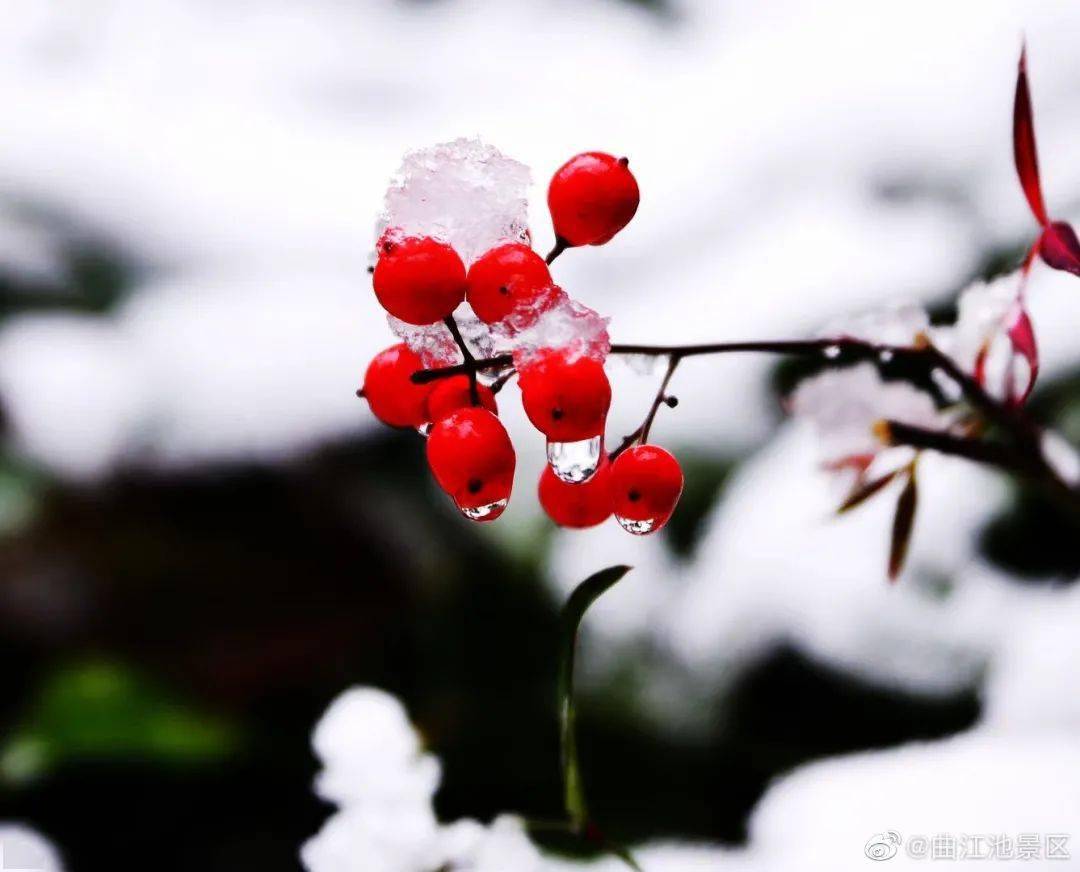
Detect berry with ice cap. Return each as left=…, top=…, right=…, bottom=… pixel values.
left=538, top=457, right=613, bottom=529
left=466, top=243, right=556, bottom=325
left=425, top=375, right=498, bottom=422
left=426, top=407, right=516, bottom=521
left=373, top=235, right=467, bottom=325
left=609, top=445, right=683, bottom=535
left=548, top=152, right=640, bottom=249
left=518, top=349, right=611, bottom=442
left=361, top=344, right=432, bottom=429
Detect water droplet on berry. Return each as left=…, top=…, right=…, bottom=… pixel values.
left=823, top=344, right=841, bottom=359
left=416, top=423, right=432, bottom=437
left=615, top=515, right=657, bottom=535
left=546, top=435, right=602, bottom=483
left=458, top=498, right=509, bottom=521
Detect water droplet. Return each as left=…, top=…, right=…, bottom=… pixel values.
left=616, top=515, right=657, bottom=535
left=878, top=349, right=894, bottom=363
left=823, top=344, right=841, bottom=360
left=416, top=423, right=432, bottom=437
left=458, top=498, right=508, bottom=521
left=547, top=435, right=602, bottom=483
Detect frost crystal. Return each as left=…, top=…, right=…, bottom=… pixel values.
left=821, top=302, right=929, bottom=347
left=387, top=316, right=460, bottom=369
left=931, top=273, right=1030, bottom=398
left=378, top=138, right=530, bottom=266
left=789, top=363, right=947, bottom=462
left=507, top=293, right=611, bottom=366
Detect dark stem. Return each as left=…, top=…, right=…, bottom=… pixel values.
left=412, top=353, right=512, bottom=384
left=546, top=236, right=570, bottom=265
left=488, top=367, right=518, bottom=395
left=638, top=355, right=680, bottom=444
left=442, top=315, right=480, bottom=405
left=410, top=333, right=1065, bottom=503
left=608, top=425, right=644, bottom=463
left=883, top=419, right=1079, bottom=515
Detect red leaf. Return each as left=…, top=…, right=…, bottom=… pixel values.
left=837, top=469, right=900, bottom=514
left=1014, top=45, right=1050, bottom=228
left=822, top=453, right=876, bottom=476
left=887, top=471, right=918, bottom=582
left=973, top=344, right=989, bottom=387
left=1039, top=221, right=1080, bottom=276
left=1006, top=302, right=1039, bottom=404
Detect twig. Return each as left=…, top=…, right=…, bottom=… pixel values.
left=638, top=356, right=680, bottom=444
left=546, top=237, right=570, bottom=265
left=442, top=315, right=480, bottom=405
left=409, top=333, right=1073, bottom=508
left=881, top=419, right=1080, bottom=515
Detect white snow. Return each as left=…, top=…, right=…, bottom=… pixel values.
left=4, top=2, right=1080, bottom=474
left=0, top=825, right=65, bottom=872
left=378, top=138, right=531, bottom=268
left=788, top=362, right=948, bottom=463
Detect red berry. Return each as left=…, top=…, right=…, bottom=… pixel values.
left=362, top=344, right=432, bottom=428
left=373, top=235, right=467, bottom=325
left=538, top=457, right=613, bottom=528
left=466, top=243, right=556, bottom=324
left=517, top=349, right=611, bottom=442
left=425, top=375, right=498, bottom=422
left=548, top=152, right=639, bottom=248
left=609, top=445, right=683, bottom=534
left=426, top=407, right=516, bottom=521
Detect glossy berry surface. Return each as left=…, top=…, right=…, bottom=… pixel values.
left=362, top=344, right=432, bottom=428
left=373, top=235, right=467, bottom=325
left=538, top=458, right=613, bottom=528
left=466, top=243, right=555, bottom=324
left=517, top=349, right=611, bottom=442
left=426, top=407, right=516, bottom=520
left=609, top=445, right=683, bottom=533
left=425, top=375, right=497, bottom=422
left=548, top=152, right=640, bottom=248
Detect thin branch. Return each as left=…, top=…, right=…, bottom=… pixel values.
left=546, top=237, right=570, bottom=265
left=408, top=333, right=1070, bottom=506
left=638, top=355, right=680, bottom=444
left=881, top=419, right=1080, bottom=515
left=442, top=315, right=480, bottom=405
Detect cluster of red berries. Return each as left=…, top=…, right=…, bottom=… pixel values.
left=361, top=151, right=684, bottom=533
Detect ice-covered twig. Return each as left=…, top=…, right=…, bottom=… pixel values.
left=412, top=332, right=1076, bottom=505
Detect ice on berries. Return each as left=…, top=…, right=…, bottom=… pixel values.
left=378, top=138, right=530, bottom=266
left=387, top=316, right=460, bottom=369
left=547, top=435, right=603, bottom=484
left=387, top=304, right=498, bottom=370
left=507, top=294, right=611, bottom=367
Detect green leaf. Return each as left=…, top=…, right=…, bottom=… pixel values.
left=0, top=660, right=240, bottom=784
left=558, top=565, right=632, bottom=833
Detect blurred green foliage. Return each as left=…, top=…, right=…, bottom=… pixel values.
left=0, top=661, right=239, bottom=785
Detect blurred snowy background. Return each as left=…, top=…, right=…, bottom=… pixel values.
left=1, top=1, right=1080, bottom=869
